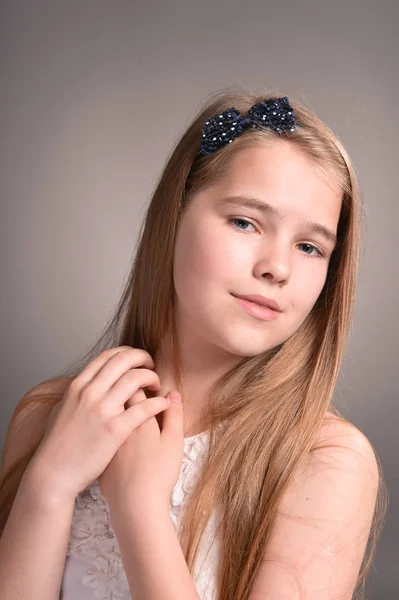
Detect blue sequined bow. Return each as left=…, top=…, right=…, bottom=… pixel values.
left=200, top=96, right=296, bottom=155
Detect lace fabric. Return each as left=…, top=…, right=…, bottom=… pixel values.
left=65, top=430, right=212, bottom=600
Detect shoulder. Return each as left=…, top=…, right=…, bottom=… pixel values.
left=10, top=376, right=73, bottom=408
left=8, top=376, right=73, bottom=425
left=0, top=377, right=73, bottom=479
left=311, top=416, right=379, bottom=484
left=249, top=418, right=380, bottom=599
left=280, top=417, right=379, bottom=519
left=314, top=413, right=378, bottom=462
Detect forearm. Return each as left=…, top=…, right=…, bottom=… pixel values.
left=110, top=500, right=200, bottom=600
left=0, top=466, right=75, bottom=600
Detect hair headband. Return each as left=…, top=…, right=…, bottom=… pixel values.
left=200, top=96, right=296, bottom=156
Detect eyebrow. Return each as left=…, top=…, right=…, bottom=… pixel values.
left=216, top=195, right=338, bottom=247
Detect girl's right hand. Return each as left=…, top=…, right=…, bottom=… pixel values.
left=26, top=346, right=170, bottom=503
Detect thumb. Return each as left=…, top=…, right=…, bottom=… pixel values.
left=161, top=391, right=184, bottom=440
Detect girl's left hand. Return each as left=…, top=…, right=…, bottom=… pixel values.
left=98, top=385, right=184, bottom=512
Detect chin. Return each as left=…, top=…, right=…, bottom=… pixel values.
left=215, top=328, right=279, bottom=358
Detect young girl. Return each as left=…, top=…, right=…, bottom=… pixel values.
left=0, top=89, right=387, bottom=600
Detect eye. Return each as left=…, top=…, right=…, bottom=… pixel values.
left=297, top=243, right=324, bottom=257
left=229, top=217, right=258, bottom=233
left=229, top=218, right=324, bottom=258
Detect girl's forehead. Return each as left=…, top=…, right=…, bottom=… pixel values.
left=187, top=144, right=343, bottom=235
left=219, top=142, right=321, bottom=185
left=208, top=145, right=342, bottom=207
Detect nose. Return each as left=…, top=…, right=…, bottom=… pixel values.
left=253, top=240, right=291, bottom=285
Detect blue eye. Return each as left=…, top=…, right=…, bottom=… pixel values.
left=229, top=218, right=324, bottom=258
left=297, top=243, right=323, bottom=257
left=229, top=218, right=257, bottom=232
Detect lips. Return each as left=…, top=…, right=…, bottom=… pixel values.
left=232, top=293, right=282, bottom=313
left=232, top=294, right=281, bottom=321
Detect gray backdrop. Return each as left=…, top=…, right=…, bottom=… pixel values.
left=1, top=1, right=397, bottom=598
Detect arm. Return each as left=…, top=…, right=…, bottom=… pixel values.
left=110, top=499, right=200, bottom=600
left=0, top=464, right=75, bottom=600
left=248, top=423, right=380, bottom=600
left=0, top=379, right=75, bottom=600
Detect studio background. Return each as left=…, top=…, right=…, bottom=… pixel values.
left=1, top=1, right=397, bottom=598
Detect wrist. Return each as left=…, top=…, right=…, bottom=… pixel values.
left=22, top=460, right=77, bottom=511
left=109, top=495, right=171, bottom=530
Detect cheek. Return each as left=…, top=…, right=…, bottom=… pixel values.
left=173, top=226, right=216, bottom=301
left=291, top=264, right=328, bottom=319
left=173, top=221, right=234, bottom=296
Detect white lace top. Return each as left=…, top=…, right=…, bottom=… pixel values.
left=60, top=429, right=221, bottom=600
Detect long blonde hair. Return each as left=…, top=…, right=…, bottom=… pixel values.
left=0, top=86, right=388, bottom=599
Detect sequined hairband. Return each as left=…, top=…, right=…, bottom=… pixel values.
left=200, top=96, right=296, bottom=156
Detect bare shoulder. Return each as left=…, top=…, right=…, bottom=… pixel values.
left=277, top=416, right=380, bottom=524
left=312, top=415, right=379, bottom=480
left=10, top=376, right=74, bottom=421
left=0, top=376, right=73, bottom=479
left=249, top=416, right=380, bottom=599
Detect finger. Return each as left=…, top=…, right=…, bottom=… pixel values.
left=125, top=387, right=168, bottom=432
left=106, top=368, right=161, bottom=409
left=160, top=391, right=184, bottom=441
left=114, top=395, right=172, bottom=439
left=95, top=349, right=157, bottom=392
left=72, top=347, right=155, bottom=392
left=124, top=387, right=147, bottom=409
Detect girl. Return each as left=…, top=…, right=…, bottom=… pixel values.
left=0, top=89, right=388, bottom=600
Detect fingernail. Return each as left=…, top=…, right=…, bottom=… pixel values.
left=169, top=391, right=182, bottom=404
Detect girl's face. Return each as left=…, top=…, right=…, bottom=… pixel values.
left=173, top=142, right=343, bottom=358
